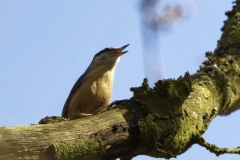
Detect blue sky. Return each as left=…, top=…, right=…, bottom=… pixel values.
left=0, top=1, right=239, bottom=160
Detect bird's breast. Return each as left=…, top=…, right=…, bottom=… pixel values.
left=69, top=69, right=115, bottom=115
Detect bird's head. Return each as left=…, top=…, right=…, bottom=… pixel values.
left=90, top=44, right=129, bottom=70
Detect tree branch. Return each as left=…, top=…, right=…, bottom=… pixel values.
left=1, top=1, right=240, bottom=160
left=0, top=101, right=147, bottom=160
left=194, top=135, right=240, bottom=156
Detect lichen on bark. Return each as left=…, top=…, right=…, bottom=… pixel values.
left=131, top=73, right=198, bottom=158
left=45, top=137, right=106, bottom=160
left=127, top=1, right=240, bottom=158
left=2, top=1, right=240, bottom=159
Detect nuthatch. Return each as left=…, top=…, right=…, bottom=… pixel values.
left=62, top=44, right=129, bottom=119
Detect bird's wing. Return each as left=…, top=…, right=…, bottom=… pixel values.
left=61, top=68, right=91, bottom=117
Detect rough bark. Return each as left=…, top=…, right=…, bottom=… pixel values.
left=0, top=101, right=147, bottom=160
left=1, top=1, right=240, bottom=160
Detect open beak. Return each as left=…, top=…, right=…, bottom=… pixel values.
left=118, top=44, right=130, bottom=55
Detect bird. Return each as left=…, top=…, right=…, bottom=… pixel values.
left=62, top=44, right=129, bottom=119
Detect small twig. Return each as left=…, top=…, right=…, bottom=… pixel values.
left=195, top=135, right=240, bottom=156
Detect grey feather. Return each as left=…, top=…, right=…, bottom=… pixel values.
left=61, top=66, right=92, bottom=117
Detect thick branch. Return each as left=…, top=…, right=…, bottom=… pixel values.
left=1, top=1, right=240, bottom=160
left=0, top=101, right=147, bottom=160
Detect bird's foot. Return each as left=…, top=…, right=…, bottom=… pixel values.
left=93, top=107, right=103, bottom=115
left=78, top=107, right=103, bottom=118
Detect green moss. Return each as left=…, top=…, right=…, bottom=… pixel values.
left=0, top=156, right=12, bottom=160
left=131, top=72, right=193, bottom=158
left=45, top=137, right=106, bottom=160
left=38, top=116, right=69, bottom=124
left=130, top=78, right=152, bottom=104
left=129, top=2, right=240, bottom=158
left=215, top=2, right=240, bottom=56
left=0, top=155, right=39, bottom=160
left=131, top=72, right=192, bottom=115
